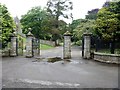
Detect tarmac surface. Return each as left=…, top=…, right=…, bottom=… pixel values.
left=2, top=46, right=119, bottom=88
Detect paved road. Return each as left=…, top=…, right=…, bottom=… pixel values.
left=2, top=46, right=119, bottom=88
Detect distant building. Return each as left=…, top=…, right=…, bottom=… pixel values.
left=14, top=16, right=25, bottom=37
left=14, top=16, right=26, bottom=52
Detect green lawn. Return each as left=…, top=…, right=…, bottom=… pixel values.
left=40, top=44, right=54, bottom=50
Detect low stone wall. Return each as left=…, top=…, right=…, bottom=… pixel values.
left=94, top=52, right=120, bottom=64
left=40, top=39, right=55, bottom=46
left=1, top=49, right=10, bottom=57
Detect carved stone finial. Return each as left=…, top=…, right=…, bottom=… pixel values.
left=64, top=31, right=72, bottom=36
left=26, top=28, right=33, bottom=36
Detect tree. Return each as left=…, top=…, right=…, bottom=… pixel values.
left=20, top=6, right=69, bottom=45
left=20, top=6, right=53, bottom=40
left=73, top=19, right=95, bottom=41
left=47, top=0, right=73, bottom=45
left=0, top=3, right=15, bottom=48
left=47, top=0, right=73, bottom=23
left=58, top=20, right=68, bottom=33
left=85, top=8, right=99, bottom=20
left=95, top=1, right=120, bottom=53
left=102, top=1, right=110, bottom=7
left=69, top=19, right=95, bottom=44
left=47, top=19, right=68, bottom=42
left=70, top=19, right=87, bottom=32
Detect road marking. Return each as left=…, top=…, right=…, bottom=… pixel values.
left=17, top=78, right=80, bottom=87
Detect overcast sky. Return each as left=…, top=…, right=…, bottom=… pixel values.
left=1, top=0, right=107, bottom=23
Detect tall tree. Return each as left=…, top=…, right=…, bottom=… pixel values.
left=95, top=1, right=120, bottom=53
left=20, top=6, right=53, bottom=40
left=70, top=19, right=87, bottom=31
left=0, top=3, right=15, bottom=48
left=47, top=0, right=73, bottom=45
left=85, top=8, right=99, bottom=20
left=73, top=19, right=95, bottom=40
left=47, top=0, right=73, bottom=24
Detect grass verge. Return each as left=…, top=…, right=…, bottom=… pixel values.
left=40, top=44, right=54, bottom=50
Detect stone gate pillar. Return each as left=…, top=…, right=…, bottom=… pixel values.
left=63, top=31, right=72, bottom=59
left=26, top=30, right=34, bottom=58
left=83, top=33, right=92, bottom=59
left=10, top=32, right=17, bottom=56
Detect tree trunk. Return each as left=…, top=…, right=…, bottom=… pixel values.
left=55, top=40, right=58, bottom=46
left=110, top=36, right=115, bottom=54
left=38, top=39, right=40, bottom=55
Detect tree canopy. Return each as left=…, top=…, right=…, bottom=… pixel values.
left=47, top=0, right=73, bottom=21
left=95, top=1, right=120, bottom=41
left=20, top=6, right=68, bottom=42
left=0, top=3, right=15, bottom=48
left=46, top=0, right=73, bottom=45
left=85, top=8, right=99, bottom=20
left=94, top=1, right=120, bottom=53
left=20, top=0, right=73, bottom=45
left=20, top=7, right=53, bottom=40
left=73, top=19, right=95, bottom=40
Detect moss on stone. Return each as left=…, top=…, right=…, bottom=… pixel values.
left=47, top=57, right=62, bottom=63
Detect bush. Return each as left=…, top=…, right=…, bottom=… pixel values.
left=74, top=40, right=82, bottom=46
left=47, top=57, right=62, bottom=63
left=116, top=49, right=120, bottom=54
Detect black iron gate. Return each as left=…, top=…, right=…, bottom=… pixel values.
left=32, top=38, right=39, bottom=56
left=17, top=37, right=24, bottom=56
left=82, top=36, right=84, bottom=57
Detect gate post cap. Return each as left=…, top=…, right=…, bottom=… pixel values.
left=11, top=31, right=17, bottom=37
left=27, top=31, right=33, bottom=37
left=64, top=31, right=72, bottom=36
left=26, top=28, right=33, bottom=37
left=83, top=32, right=92, bottom=36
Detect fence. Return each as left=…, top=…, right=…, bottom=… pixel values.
left=90, top=35, right=120, bottom=54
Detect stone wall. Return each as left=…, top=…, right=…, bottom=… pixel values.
left=1, top=49, right=10, bottom=57
left=40, top=39, right=55, bottom=46
left=94, top=52, right=120, bottom=64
